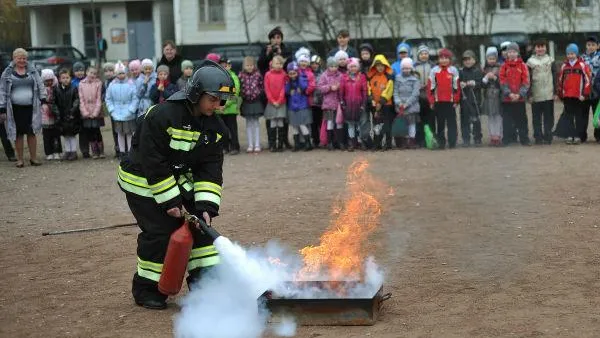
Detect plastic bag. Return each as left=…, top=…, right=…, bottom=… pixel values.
left=424, top=124, right=438, bottom=150
left=593, top=102, right=600, bottom=129
left=335, top=103, right=344, bottom=125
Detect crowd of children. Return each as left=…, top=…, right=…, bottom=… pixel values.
left=28, top=33, right=600, bottom=163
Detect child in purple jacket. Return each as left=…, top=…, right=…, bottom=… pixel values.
left=286, top=62, right=313, bottom=151
left=317, top=57, right=344, bottom=150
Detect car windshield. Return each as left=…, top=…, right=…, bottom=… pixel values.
left=25, top=48, right=56, bottom=60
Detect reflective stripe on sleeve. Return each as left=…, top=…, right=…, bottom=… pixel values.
left=193, top=181, right=223, bottom=196
left=167, top=127, right=201, bottom=141
left=118, top=176, right=154, bottom=198
left=169, top=139, right=196, bottom=151
left=153, top=185, right=181, bottom=204
left=194, top=191, right=221, bottom=206
left=148, top=175, right=177, bottom=194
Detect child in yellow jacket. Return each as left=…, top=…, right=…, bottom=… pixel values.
left=367, top=54, right=394, bottom=150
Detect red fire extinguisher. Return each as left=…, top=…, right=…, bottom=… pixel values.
left=158, top=220, right=193, bottom=296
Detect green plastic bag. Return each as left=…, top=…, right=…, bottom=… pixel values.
left=593, top=102, right=600, bottom=129
left=424, top=124, right=438, bottom=150
left=391, top=116, right=408, bottom=137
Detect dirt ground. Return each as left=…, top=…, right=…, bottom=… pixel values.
left=1, top=112, right=600, bottom=338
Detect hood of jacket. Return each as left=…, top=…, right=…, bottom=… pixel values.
left=396, top=42, right=411, bottom=60
left=1, top=61, right=37, bottom=79
left=368, top=55, right=392, bottom=78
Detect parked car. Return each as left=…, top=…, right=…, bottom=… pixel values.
left=489, top=32, right=531, bottom=57
left=25, top=45, right=90, bottom=74
left=0, top=52, right=10, bottom=74
left=201, top=44, right=263, bottom=73
left=403, top=37, right=446, bottom=62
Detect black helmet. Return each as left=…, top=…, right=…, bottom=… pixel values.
left=185, top=60, right=235, bottom=104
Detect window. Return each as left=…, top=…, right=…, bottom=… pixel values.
left=576, top=0, right=590, bottom=7
left=199, top=0, right=224, bottom=24
left=269, top=0, right=308, bottom=21
left=499, top=0, right=511, bottom=9
left=495, top=0, right=525, bottom=10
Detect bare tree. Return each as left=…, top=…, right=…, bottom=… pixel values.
left=238, top=0, right=263, bottom=44
left=0, top=0, right=30, bottom=49
left=523, top=0, right=587, bottom=34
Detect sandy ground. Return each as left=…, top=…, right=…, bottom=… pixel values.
left=1, top=111, right=600, bottom=338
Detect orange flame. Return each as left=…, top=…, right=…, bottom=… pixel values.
left=297, top=158, right=388, bottom=281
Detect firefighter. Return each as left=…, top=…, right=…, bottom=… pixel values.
left=117, top=60, right=234, bottom=310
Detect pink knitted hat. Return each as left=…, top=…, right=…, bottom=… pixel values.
left=128, top=59, right=141, bottom=71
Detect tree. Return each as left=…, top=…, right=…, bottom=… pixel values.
left=239, top=0, right=263, bottom=44
left=0, top=0, right=30, bottom=50
left=523, top=0, right=584, bottom=34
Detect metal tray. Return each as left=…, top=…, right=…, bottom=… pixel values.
left=260, top=281, right=391, bottom=326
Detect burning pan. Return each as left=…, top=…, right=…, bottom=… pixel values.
left=260, top=281, right=392, bottom=326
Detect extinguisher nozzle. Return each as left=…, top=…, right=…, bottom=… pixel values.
left=197, top=219, right=221, bottom=241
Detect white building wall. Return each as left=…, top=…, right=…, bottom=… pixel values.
left=68, top=5, right=85, bottom=53
left=100, top=4, right=129, bottom=61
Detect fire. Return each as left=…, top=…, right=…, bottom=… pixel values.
left=297, top=159, right=388, bottom=281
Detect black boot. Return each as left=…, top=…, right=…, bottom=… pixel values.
left=304, top=135, right=313, bottom=151
left=373, top=134, right=382, bottom=151
left=132, top=273, right=167, bottom=310
left=292, top=134, right=301, bottom=152
left=336, top=129, right=346, bottom=151
left=347, top=137, right=355, bottom=152
left=269, top=126, right=277, bottom=152
left=283, top=122, right=292, bottom=149
left=277, top=127, right=286, bottom=152
left=327, top=130, right=334, bottom=151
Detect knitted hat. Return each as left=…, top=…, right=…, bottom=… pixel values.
left=462, top=50, right=476, bottom=60
left=128, top=59, right=141, bottom=71
left=486, top=46, right=498, bottom=57
left=400, top=58, right=413, bottom=69
left=205, top=53, right=221, bottom=62
left=348, top=57, right=360, bottom=68
left=310, top=55, right=322, bottom=64
left=72, top=61, right=85, bottom=72
left=438, top=48, right=453, bottom=59
left=500, top=41, right=511, bottom=51
left=417, top=45, right=430, bottom=55
left=102, top=62, right=115, bottom=72
left=41, top=69, right=55, bottom=81
left=326, top=57, right=338, bottom=67
left=295, top=47, right=311, bottom=63
left=587, top=36, right=598, bottom=44
left=566, top=43, right=579, bottom=55
left=287, top=61, right=299, bottom=72
left=157, top=65, right=170, bottom=74
left=507, top=43, right=519, bottom=53
left=397, top=43, right=410, bottom=54
left=268, top=26, right=283, bottom=40
left=181, top=59, right=194, bottom=70
left=114, top=62, right=126, bottom=74
left=141, top=58, right=154, bottom=69
left=359, top=43, right=374, bottom=54
left=334, top=50, right=349, bottom=63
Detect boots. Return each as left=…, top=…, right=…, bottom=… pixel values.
left=373, top=134, right=382, bottom=151
left=335, top=129, right=346, bottom=151
left=304, top=135, right=313, bottom=151
left=407, top=138, right=417, bottom=149
left=268, top=126, right=277, bottom=152
left=327, top=130, right=334, bottom=151
left=292, top=134, right=301, bottom=152
left=277, top=127, right=286, bottom=152
left=90, top=141, right=99, bottom=159
left=347, top=137, right=355, bottom=152
left=97, top=141, right=106, bottom=158
left=282, top=122, right=292, bottom=150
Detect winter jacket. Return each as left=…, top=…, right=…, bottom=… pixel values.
left=327, top=46, right=358, bottom=59
left=106, top=78, right=139, bottom=122
left=238, top=70, right=264, bottom=103
left=414, top=60, right=435, bottom=99
left=393, top=73, right=420, bottom=114
left=557, top=57, right=592, bottom=99
left=41, top=85, right=57, bottom=126
left=311, top=69, right=323, bottom=107
left=298, top=67, right=316, bottom=105
left=359, top=43, right=374, bottom=74
left=594, top=71, right=600, bottom=99
left=499, top=58, right=530, bottom=103
left=339, top=72, right=367, bottom=121
left=286, top=75, right=309, bottom=111
left=459, top=66, right=483, bottom=116
left=136, top=72, right=157, bottom=116
left=367, top=55, right=394, bottom=107
left=582, top=51, right=600, bottom=79
left=258, top=43, right=293, bottom=75
left=427, top=65, right=461, bottom=106
left=52, top=83, right=80, bottom=136
left=482, top=63, right=502, bottom=116
left=0, top=62, right=46, bottom=141
left=218, top=70, right=241, bottom=115
left=150, top=80, right=178, bottom=105
left=391, top=42, right=411, bottom=76
left=177, top=75, right=190, bottom=91
left=526, top=54, right=556, bottom=102
left=71, top=76, right=84, bottom=89
left=156, top=54, right=184, bottom=84
left=78, top=77, right=103, bottom=119
left=317, top=69, right=343, bottom=111
left=264, top=68, right=287, bottom=105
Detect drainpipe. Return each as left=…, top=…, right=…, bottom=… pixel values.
left=90, top=0, right=100, bottom=67
left=173, top=0, right=182, bottom=46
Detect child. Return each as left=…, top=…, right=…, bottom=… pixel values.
left=40, top=69, right=61, bottom=160
left=78, top=65, right=105, bottom=158
left=367, top=54, right=394, bottom=151
left=106, top=62, right=139, bottom=157
left=393, top=58, right=420, bottom=149
left=414, top=45, right=436, bottom=146
left=391, top=42, right=411, bottom=76
left=359, top=43, right=374, bottom=75
left=53, top=68, right=80, bottom=161
left=238, top=56, right=264, bottom=153
left=177, top=60, right=194, bottom=90
left=499, top=43, right=531, bottom=146
left=427, top=48, right=460, bottom=149
left=335, top=50, right=349, bottom=74
left=482, top=47, right=503, bottom=146
left=310, top=55, right=324, bottom=147
left=218, top=58, right=241, bottom=155
left=557, top=43, right=591, bottom=145
left=150, top=65, right=178, bottom=104
left=295, top=48, right=316, bottom=145
left=286, top=61, right=313, bottom=151
left=71, top=62, right=86, bottom=88
left=318, top=57, right=343, bottom=150
left=136, top=59, right=157, bottom=117
left=339, top=57, right=367, bottom=151
left=103, top=62, right=119, bottom=157
left=264, top=55, right=288, bottom=152
left=526, top=39, right=556, bottom=145
left=499, top=41, right=511, bottom=65
left=459, top=50, right=483, bottom=147
left=128, top=59, right=142, bottom=83
left=581, top=36, right=600, bottom=142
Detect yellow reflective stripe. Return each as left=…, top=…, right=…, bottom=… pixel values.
left=153, top=185, right=181, bottom=204
left=118, top=166, right=149, bottom=187
left=118, top=176, right=153, bottom=197
left=169, top=139, right=195, bottom=151
left=189, top=245, right=218, bottom=259
left=144, top=105, right=157, bottom=118
left=187, top=255, right=221, bottom=270
left=148, top=175, right=176, bottom=194
left=167, top=127, right=201, bottom=141
left=137, top=266, right=161, bottom=282
left=177, top=176, right=194, bottom=192
left=194, top=191, right=221, bottom=206
left=137, top=257, right=163, bottom=272
left=216, top=133, right=222, bottom=143
left=193, top=181, right=223, bottom=195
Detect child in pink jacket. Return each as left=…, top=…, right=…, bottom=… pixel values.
left=317, top=57, right=344, bottom=150
left=78, top=65, right=104, bottom=158
left=339, top=57, right=367, bottom=151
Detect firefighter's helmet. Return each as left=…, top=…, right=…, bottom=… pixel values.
left=185, top=60, right=235, bottom=104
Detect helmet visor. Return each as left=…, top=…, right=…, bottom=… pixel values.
left=205, top=91, right=233, bottom=106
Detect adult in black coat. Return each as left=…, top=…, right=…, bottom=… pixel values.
left=156, top=40, right=184, bottom=84
left=327, top=29, right=359, bottom=59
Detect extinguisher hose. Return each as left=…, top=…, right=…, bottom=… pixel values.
left=183, top=211, right=222, bottom=241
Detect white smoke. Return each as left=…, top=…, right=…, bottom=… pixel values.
left=173, top=236, right=383, bottom=338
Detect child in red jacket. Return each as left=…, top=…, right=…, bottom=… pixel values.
left=339, top=57, right=368, bottom=151
left=499, top=43, right=531, bottom=146
left=557, top=43, right=592, bottom=145
left=427, top=48, right=460, bottom=149
left=264, top=55, right=288, bottom=152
